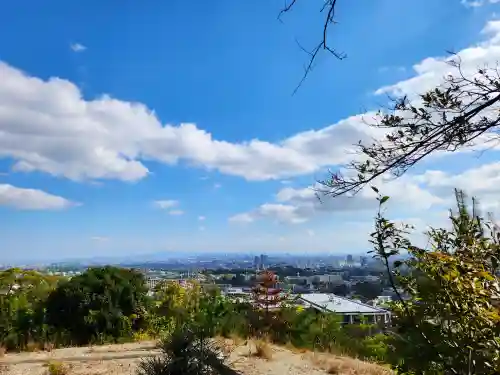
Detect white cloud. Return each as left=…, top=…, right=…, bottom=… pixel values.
left=0, top=18, right=499, bottom=225
left=376, top=20, right=500, bottom=99
left=168, top=209, right=184, bottom=216
left=91, top=236, right=109, bottom=242
left=154, top=200, right=179, bottom=209
left=232, top=174, right=445, bottom=224
left=0, top=62, right=382, bottom=183
left=461, top=0, right=500, bottom=8
left=213, top=183, right=222, bottom=189
left=0, top=184, right=78, bottom=210
left=3, top=19, right=500, bottom=185
left=70, top=43, right=87, bottom=52
left=198, top=215, right=206, bottom=221
left=414, top=161, right=500, bottom=211
left=229, top=213, right=254, bottom=224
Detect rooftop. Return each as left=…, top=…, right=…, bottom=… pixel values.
left=298, top=293, right=389, bottom=315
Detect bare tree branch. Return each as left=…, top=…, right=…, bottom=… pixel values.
left=279, top=0, right=346, bottom=94
left=317, top=58, right=500, bottom=198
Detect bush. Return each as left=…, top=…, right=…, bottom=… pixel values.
left=45, top=361, right=69, bottom=375
left=137, top=327, right=230, bottom=375
left=45, top=266, right=151, bottom=346
left=252, top=339, right=273, bottom=360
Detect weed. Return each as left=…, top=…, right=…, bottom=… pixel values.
left=26, top=340, right=40, bottom=352
left=252, top=340, right=273, bottom=360
left=45, top=361, right=69, bottom=375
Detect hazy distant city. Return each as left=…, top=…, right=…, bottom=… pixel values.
left=1, top=251, right=409, bottom=310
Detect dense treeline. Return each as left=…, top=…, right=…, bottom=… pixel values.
left=0, top=265, right=388, bottom=361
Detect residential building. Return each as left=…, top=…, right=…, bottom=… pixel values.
left=297, top=293, right=391, bottom=325
left=146, top=277, right=163, bottom=290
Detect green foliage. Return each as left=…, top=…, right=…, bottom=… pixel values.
left=45, top=266, right=151, bottom=345
left=371, top=189, right=500, bottom=374
left=0, top=267, right=388, bottom=366
left=0, top=269, right=60, bottom=350
left=352, top=281, right=383, bottom=301
left=46, top=361, right=69, bottom=375
left=137, top=327, right=231, bottom=375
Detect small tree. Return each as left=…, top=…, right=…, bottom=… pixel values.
left=371, top=189, right=500, bottom=374
left=252, top=271, right=287, bottom=310
left=250, top=271, right=289, bottom=338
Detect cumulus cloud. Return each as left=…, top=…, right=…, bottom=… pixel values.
left=234, top=157, right=500, bottom=225
left=1, top=19, right=500, bottom=191
left=414, top=161, right=500, bottom=211
left=461, top=0, right=500, bottom=7
left=154, top=200, right=179, bottom=209
left=376, top=20, right=500, bottom=99
left=70, top=43, right=87, bottom=52
left=230, top=174, right=445, bottom=224
left=0, top=184, right=78, bottom=210
left=0, top=62, right=382, bottom=183
left=229, top=213, right=254, bottom=224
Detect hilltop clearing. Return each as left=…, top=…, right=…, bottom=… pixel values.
left=1, top=339, right=391, bottom=375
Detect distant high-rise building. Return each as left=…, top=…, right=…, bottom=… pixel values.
left=360, top=256, right=368, bottom=267
left=254, top=256, right=261, bottom=270
left=260, top=254, right=268, bottom=269
left=346, top=254, right=354, bottom=264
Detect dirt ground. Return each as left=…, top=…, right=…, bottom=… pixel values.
left=0, top=339, right=391, bottom=375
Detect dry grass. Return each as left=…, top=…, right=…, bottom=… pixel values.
left=251, top=339, right=273, bottom=360
left=284, top=341, right=309, bottom=354
left=45, top=361, right=70, bottom=375
left=228, top=333, right=244, bottom=346
left=0, top=339, right=391, bottom=375
left=43, top=342, right=55, bottom=352
left=306, top=352, right=392, bottom=375
left=213, top=336, right=235, bottom=356
left=25, top=341, right=40, bottom=352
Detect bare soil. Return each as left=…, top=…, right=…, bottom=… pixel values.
left=0, top=339, right=391, bottom=375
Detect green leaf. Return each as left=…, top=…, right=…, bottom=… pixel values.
left=380, top=196, right=390, bottom=204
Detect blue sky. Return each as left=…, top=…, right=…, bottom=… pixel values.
left=1, top=0, right=500, bottom=263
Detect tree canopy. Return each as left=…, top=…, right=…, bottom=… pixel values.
left=45, top=266, right=150, bottom=345
left=371, top=190, right=500, bottom=374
